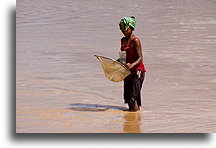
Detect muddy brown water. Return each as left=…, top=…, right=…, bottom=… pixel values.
left=16, top=0, right=215, bottom=133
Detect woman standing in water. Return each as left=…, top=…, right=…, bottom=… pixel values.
left=119, top=16, right=146, bottom=111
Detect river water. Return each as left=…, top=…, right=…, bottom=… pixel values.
left=16, top=0, right=215, bottom=133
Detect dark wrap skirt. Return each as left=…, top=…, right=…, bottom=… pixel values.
left=123, top=71, right=145, bottom=107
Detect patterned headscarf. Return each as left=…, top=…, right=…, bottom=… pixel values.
left=119, top=16, right=136, bottom=30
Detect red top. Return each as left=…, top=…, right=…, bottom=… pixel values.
left=121, top=35, right=146, bottom=73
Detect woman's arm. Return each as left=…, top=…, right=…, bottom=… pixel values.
left=126, top=38, right=143, bottom=69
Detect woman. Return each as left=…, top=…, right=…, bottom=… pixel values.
left=119, top=16, right=146, bottom=111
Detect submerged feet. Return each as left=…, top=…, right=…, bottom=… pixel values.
left=128, top=101, right=140, bottom=112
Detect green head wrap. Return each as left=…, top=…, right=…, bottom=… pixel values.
left=119, top=16, right=136, bottom=30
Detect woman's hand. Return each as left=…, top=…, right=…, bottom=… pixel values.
left=126, top=63, right=134, bottom=69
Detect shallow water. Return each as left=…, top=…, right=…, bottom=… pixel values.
left=16, top=0, right=215, bottom=133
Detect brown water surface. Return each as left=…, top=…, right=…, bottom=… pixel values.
left=16, top=0, right=215, bottom=133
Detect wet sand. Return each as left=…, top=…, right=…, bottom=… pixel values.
left=16, top=0, right=215, bottom=133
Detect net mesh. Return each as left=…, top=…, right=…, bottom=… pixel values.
left=95, top=55, right=130, bottom=82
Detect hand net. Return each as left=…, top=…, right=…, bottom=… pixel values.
left=95, top=55, right=130, bottom=82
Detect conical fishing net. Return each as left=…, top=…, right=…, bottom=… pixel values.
left=95, top=55, right=130, bottom=82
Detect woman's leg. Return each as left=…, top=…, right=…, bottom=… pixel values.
left=128, top=100, right=140, bottom=111
left=128, top=102, right=133, bottom=111
left=133, top=100, right=140, bottom=111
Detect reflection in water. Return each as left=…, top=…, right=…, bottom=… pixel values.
left=16, top=0, right=215, bottom=133
left=123, top=111, right=141, bottom=133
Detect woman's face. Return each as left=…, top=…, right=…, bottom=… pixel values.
left=120, top=25, right=132, bottom=37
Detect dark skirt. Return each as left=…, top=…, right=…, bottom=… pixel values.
left=123, top=71, right=145, bottom=107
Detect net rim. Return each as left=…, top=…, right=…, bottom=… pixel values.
left=94, top=55, right=130, bottom=70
